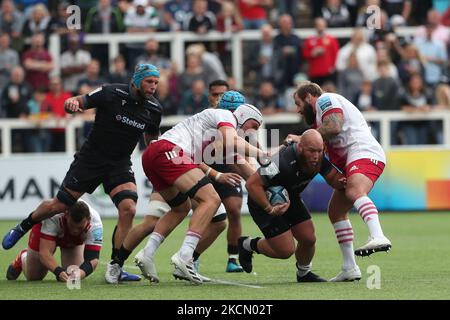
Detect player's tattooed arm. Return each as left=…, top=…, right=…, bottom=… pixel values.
left=318, top=112, right=344, bottom=141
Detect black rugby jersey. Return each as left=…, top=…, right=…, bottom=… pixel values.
left=257, top=143, right=333, bottom=194
left=80, top=84, right=162, bottom=160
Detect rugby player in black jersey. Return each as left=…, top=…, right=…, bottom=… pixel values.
left=3, top=64, right=162, bottom=284
left=239, top=129, right=346, bottom=282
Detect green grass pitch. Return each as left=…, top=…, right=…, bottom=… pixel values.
left=0, top=213, right=450, bottom=300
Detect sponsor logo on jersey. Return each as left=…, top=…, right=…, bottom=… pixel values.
left=122, top=100, right=126, bottom=106
left=116, top=115, right=146, bottom=130
left=91, top=227, right=103, bottom=244
left=318, top=96, right=333, bottom=112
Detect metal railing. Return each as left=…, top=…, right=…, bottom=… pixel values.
left=1, top=110, right=449, bottom=158
left=48, top=27, right=420, bottom=89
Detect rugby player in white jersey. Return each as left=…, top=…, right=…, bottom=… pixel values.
left=291, top=81, right=391, bottom=282
left=138, top=104, right=265, bottom=284
left=6, top=200, right=103, bottom=282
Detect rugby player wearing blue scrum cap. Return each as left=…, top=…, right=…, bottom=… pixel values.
left=2, top=63, right=163, bottom=284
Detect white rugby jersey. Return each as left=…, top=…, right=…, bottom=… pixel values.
left=160, top=109, right=237, bottom=161
left=314, top=93, right=386, bottom=170
left=40, top=200, right=103, bottom=250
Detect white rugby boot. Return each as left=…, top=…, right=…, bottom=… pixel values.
left=330, top=265, right=362, bottom=282
left=134, top=249, right=159, bottom=283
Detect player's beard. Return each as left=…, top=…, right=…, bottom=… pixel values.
left=302, top=102, right=316, bottom=126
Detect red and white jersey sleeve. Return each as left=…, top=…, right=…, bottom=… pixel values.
left=40, top=215, right=61, bottom=242
left=314, top=93, right=386, bottom=170
left=83, top=201, right=103, bottom=251
left=160, top=109, right=237, bottom=159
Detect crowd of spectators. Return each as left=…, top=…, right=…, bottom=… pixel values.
left=0, top=0, right=449, bottom=152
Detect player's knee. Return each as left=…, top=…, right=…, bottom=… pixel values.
left=112, top=190, right=138, bottom=208
left=300, top=234, right=316, bottom=248
left=276, top=245, right=295, bottom=259
left=227, top=208, right=241, bottom=222
left=345, top=187, right=363, bottom=203
left=118, top=201, right=137, bottom=220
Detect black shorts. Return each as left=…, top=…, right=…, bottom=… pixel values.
left=248, top=192, right=311, bottom=239
left=60, top=153, right=136, bottom=194
left=210, top=163, right=243, bottom=199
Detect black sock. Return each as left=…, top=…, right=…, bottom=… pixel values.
left=111, top=226, right=118, bottom=260
left=227, top=244, right=238, bottom=255
left=250, top=237, right=261, bottom=254
left=19, top=212, right=37, bottom=232
left=111, top=248, right=119, bottom=261
left=193, top=251, right=201, bottom=261
left=114, top=246, right=132, bottom=267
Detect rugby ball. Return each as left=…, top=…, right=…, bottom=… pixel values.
left=265, top=186, right=289, bottom=206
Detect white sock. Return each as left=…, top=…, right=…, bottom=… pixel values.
left=179, top=230, right=202, bottom=261
left=296, top=262, right=312, bottom=277
left=242, top=237, right=253, bottom=252
left=229, top=254, right=238, bottom=260
left=333, top=220, right=357, bottom=271
left=143, top=232, right=165, bottom=258
left=354, top=196, right=384, bottom=239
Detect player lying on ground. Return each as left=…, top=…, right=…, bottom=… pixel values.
left=6, top=200, right=102, bottom=282
left=137, top=104, right=266, bottom=284
left=291, top=81, right=391, bottom=282
left=239, top=129, right=346, bottom=282
left=2, top=63, right=164, bottom=282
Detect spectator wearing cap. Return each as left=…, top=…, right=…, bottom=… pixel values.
left=60, top=33, right=91, bottom=95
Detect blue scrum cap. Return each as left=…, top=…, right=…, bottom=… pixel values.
left=132, top=63, right=160, bottom=89
left=218, top=90, right=245, bottom=111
